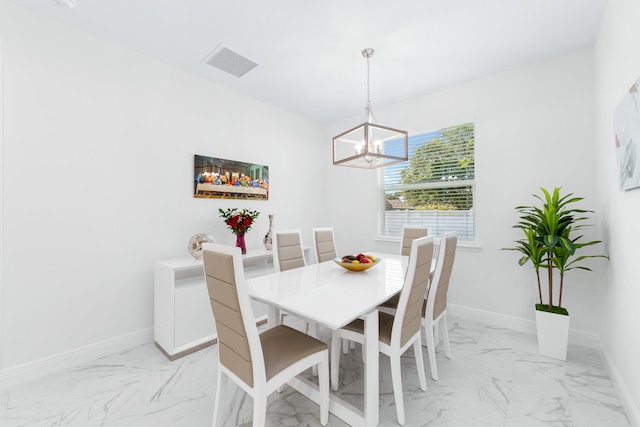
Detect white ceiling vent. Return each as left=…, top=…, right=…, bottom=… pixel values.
left=202, top=46, right=258, bottom=78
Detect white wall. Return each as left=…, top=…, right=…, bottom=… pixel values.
left=2, top=4, right=638, bottom=422
left=0, top=0, right=325, bottom=375
left=594, top=0, right=640, bottom=421
left=324, top=47, right=601, bottom=336
left=0, top=39, right=5, bottom=376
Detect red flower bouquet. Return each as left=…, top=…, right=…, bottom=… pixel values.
left=218, top=208, right=260, bottom=235
left=218, top=208, right=260, bottom=254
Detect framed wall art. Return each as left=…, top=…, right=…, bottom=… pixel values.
left=613, top=76, right=640, bottom=191
left=194, top=154, right=269, bottom=200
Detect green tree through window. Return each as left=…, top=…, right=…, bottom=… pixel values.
left=381, top=123, right=475, bottom=240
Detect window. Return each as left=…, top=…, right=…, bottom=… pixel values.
left=379, top=123, right=475, bottom=241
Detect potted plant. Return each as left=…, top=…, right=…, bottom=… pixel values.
left=503, top=187, right=608, bottom=360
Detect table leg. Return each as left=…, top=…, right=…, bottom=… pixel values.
left=268, top=306, right=281, bottom=328
left=363, top=309, right=379, bottom=426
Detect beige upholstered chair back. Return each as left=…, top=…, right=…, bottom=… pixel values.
left=273, top=230, right=306, bottom=272
left=203, top=244, right=260, bottom=388
left=400, top=226, right=429, bottom=256
left=313, top=228, right=337, bottom=263
left=425, top=232, right=457, bottom=320
left=394, top=236, right=434, bottom=347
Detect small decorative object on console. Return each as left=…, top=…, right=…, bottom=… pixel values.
left=263, top=214, right=274, bottom=250
left=218, top=208, right=260, bottom=255
left=188, top=233, right=215, bottom=259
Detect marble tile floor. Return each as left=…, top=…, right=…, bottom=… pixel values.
left=0, top=316, right=633, bottom=427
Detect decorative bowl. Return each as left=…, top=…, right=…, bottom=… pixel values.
left=333, top=256, right=381, bottom=271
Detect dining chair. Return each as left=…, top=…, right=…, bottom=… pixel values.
left=273, top=230, right=320, bottom=339
left=422, top=231, right=457, bottom=381
left=312, top=227, right=337, bottom=263
left=273, top=229, right=307, bottom=272
left=202, top=243, right=329, bottom=427
left=379, top=226, right=430, bottom=311
left=311, top=227, right=353, bottom=354
left=330, top=236, right=434, bottom=426
left=400, top=226, right=429, bottom=256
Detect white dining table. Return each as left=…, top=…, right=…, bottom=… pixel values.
left=245, top=252, right=408, bottom=427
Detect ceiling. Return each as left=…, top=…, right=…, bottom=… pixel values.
left=10, top=0, right=607, bottom=124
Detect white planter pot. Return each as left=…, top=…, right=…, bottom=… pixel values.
left=535, top=309, right=570, bottom=361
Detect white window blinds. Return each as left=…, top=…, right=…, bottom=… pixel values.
left=380, top=123, right=475, bottom=240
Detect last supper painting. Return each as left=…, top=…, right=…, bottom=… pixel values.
left=194, top=154, right=269, bottom=200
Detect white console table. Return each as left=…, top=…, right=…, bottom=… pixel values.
left=154, top=248, right=309, bottom=360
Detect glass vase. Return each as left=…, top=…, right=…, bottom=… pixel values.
left=236, top=233, right=246, bottom=255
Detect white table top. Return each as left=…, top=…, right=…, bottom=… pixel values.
left=245, top=252, right=408, bottom=330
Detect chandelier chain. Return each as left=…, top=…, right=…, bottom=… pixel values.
left=366, top=53, right=372, bottom=110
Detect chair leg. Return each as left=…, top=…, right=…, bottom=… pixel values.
left=413, top=338, right=427, bottom=391
left=252, top=394, right=267, bottom=427
left=350, top=340, right=356, bottom=350
left=212, top=370, right=228, bottom=427
left=442, top=314, right=452, bottom=359
left=342, top=338, right=349, bottom=354
left=309, top=323, right=320, bottom=377
left=390, top=351, right=406, bottom=425
left=330, top=332, right=341, bottom=391
left=318, top=352, right=330, bottom=426
left=425, top=322, right=438, bottom=381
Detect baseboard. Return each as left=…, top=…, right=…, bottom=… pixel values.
left=0, top=327, right=153, bottom=392
left=447, top=303, right=600, bottom=349
left=0, top=315, right=270, bottom=392
left=597, top=337, right=640, bottom=427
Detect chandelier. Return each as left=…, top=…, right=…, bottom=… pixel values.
left=333, top=48, right=408, bottom=168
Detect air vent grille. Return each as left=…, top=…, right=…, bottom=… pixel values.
left=203, top=46, right=258, bottom=78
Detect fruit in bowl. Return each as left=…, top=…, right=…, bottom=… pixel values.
left=334, top=253, right=380, bottom=271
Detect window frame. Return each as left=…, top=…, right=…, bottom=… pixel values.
left=376, top=124, right=478, bottom=247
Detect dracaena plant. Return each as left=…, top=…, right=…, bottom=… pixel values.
left=503, top=187, right=608, bottom=315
